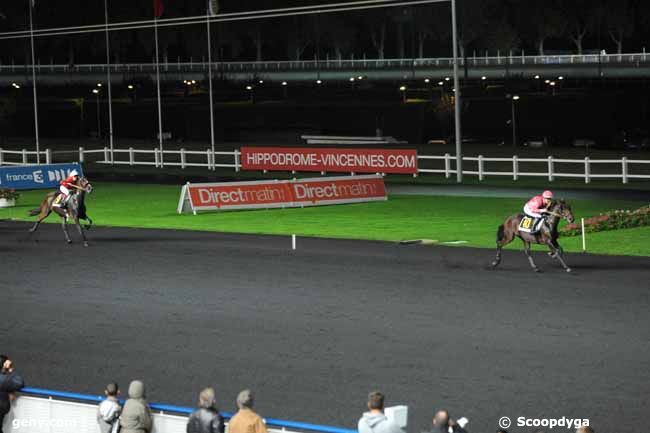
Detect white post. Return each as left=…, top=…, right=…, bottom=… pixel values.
left=0, top=148, right=3, bottom=166
left=104, top=146, right=109, bottom=162
left=444, top=153, right=450, bottom=178
left=45, top=148, right=51, bottom=164
left=621, top=157, right=628, bottom=184
left=129, top=147, right=134, bottom=165
left=292, top=234, right=296, bottom=250
left=79, top=147, right=84, bottom=163
left=22, top=149, right=27, bottom=164
left=234, top=149, right=241, bottom=172
left=512, top=155, right=518, bottom=180
left=581, top=218, right=586, bottom=252
left=478, top=154, right=484, bottom=181
left=584, top=156, right=590, bottom=184
left=206, top=148, right=212, bottom=169
left=180, top=148, right=186, bottom=169
left=547, top=156, right=554, bottom=181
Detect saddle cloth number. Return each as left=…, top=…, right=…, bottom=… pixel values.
left=519, top=216, right=535, bottom=232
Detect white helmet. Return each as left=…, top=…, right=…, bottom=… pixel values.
left=69, top=169, right=79, bottom=177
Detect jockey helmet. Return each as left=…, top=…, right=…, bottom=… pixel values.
left=542, top=190, right=554, bottom=199
left=69, top=169, right=79, bottom=177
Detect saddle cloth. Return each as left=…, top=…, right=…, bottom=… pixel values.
left=519, top=216, right=545, bottom=233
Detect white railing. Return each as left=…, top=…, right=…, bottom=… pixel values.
left=1, top=147, right=649, bottom=184
left=1, top=52, right=649, bottom=74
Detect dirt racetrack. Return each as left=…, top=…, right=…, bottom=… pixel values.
left=1, top=220, right=649, bottom=433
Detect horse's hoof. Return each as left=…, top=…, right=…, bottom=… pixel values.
left=491, top=261, right=499, bottom=268
left=84, top=242, right=89, bottom=247
left=566, top=268, right=572, bottom=273
left=67, top=240, right=72, bottom=244
left=533, top=267, right=541, bottom=273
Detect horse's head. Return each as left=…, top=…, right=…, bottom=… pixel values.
left=78, top=177, right=93, bottom=194
left=552, top=199, right=575, bottom=223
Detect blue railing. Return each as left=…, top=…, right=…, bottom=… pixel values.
left=20, top=387, right=357, bottom=433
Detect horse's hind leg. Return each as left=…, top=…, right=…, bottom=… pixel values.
left=492, top=224, right=515, bottom=268
left=523, top=241, right=540, bottom=272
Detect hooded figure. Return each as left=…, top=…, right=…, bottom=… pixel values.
left=120, top=380, right=153, bottom=433
left=186, top=387, right=225, bottom=433
left=358, top=412, right=405, bottom=433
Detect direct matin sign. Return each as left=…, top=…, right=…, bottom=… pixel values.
left=0, top=163, right=83, bottom=190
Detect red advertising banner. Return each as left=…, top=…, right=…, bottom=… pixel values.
left=177, top=175, right=387, bottom=213
left=240, top=146, right=418, bottom=174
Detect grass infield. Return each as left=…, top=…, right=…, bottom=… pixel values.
left=3, top=182, right=649, bottom=256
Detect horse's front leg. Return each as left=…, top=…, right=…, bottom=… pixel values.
left=523, top=241, right=540, bottom=272
left=74, top=217, right=89, bottom=247
left=547, top=240, right=571, bottom=273
left=61, top=217, right=72, bottom=244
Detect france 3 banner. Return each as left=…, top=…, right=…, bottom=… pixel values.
left=177, top=175, right=387, bottom=214
left=240, top=147, right=418, bottom=174
left=0, top=163, right=83, bottom=190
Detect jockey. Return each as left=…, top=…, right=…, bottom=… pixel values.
left=54, top=169, right=80, bottom=209
left=524, top=190, right=553, bottom=219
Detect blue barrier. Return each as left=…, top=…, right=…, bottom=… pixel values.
left=20, top=387, right=358, bottom=433
left=0, top=163, right=83, bottom=190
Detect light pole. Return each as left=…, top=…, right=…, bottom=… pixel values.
left=92, top=89, right=101, bottom=139
left=451, top=0, right=462, bottom=182
left=509, top=94, right=519, bottom=147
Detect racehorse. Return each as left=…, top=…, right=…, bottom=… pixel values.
left=491, top=199, right=575, bottom=272
left=28, top=177, right=93, bottom=246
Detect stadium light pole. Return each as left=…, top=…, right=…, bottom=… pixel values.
left=206, top=0, right=216, bottom=171
left=450, top=0, right=462, bottom=182
left=28, top=0, right=40, bottom=164
left=104, top=0, right=114, bottom=163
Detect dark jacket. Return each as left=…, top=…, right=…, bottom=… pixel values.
left=428, top=424, right=468, bottom=433
left=186, top=408, right=225, bottom=433
left=0, top=371, right=25, bottom=413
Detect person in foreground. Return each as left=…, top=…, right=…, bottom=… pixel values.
left=0, top=355, right=25, bottom=433
left=120, top=380, right=152, bottom=433
left=227, top=389, right=268, bottom=433
left=186, top=387, right=225, bottom=433
left=428, top=409, right=467, bottom=433
left=357, top=391, right=405, bottom=433
left=97, top=382, right=121, bottom=433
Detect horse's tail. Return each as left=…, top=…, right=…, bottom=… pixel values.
left=496, top=224, right=505, bottom=243
left=28, top=208, right=41, bottom=216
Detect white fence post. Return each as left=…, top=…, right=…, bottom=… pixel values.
left=444, top=153, right=451, bottom=178
left=547, top=156, right=554, bottom=181
left=104, top=147, right=109, bottom=163
left=46, top=148, right=52, bottom=164
left=512, top=155, right=518, bottom=180
left=154, top=149, right=160, bottom=168
left=478, top=154, right=484, bottom=181
left=180, top=148, right=186, bottom=169
left=584, top=157, right=590, bottom=184
left=235, top=150, right=241, bottom=172
left=621, top=157, right=628, bottom=184
left=22, top=148, right=27, bottom=164
left=0, top=148, right=3, bottom=166
left=129, top=147, right=134, bottom=166
left=206, top=149, right=212, bottom=170
left=79, top=147, right=84, bottom=163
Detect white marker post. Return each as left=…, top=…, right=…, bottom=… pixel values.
left=292, top=234, right=296, bottom=250
left=581, top=218, right=586, bottom=252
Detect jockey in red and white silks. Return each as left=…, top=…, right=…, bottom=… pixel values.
left=524, top=190, right=553, bottom=218
left=54, top=169, right=80, bottom=208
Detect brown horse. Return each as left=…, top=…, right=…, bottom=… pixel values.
left=28, top=177, right=93, bottom=246
left=491, top=199, right=575, bottom=272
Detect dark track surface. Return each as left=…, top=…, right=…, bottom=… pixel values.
left=1, top=220, right=649, bottom=433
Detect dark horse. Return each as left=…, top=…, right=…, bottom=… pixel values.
left=28, top=177, right=93, bottom=246
left=491, top=199, right=575, bottom=272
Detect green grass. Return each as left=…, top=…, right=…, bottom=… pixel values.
left=3, top=182, right=649, bottom=256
